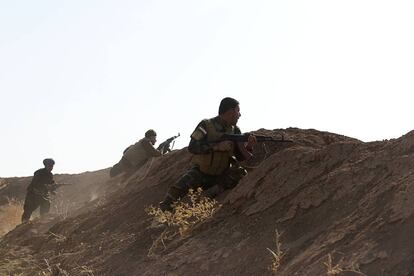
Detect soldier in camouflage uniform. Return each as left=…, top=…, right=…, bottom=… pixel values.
left=159, top=97, right=257, bottom=211
left=21, top=158, right=57, bottom=223
left=110, top=129, right=162, bottom=178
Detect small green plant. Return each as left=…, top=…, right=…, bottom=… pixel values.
left=146, top=188, right=221, bottom=256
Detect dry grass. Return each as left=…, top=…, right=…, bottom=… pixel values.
left=0, top=178, right=7, bottom=190
left=48, top=231, right=67, bottom=243
left=78, top=265, right=95, bottom=275
left=325, top=254, right=343, bottom=275
left=0, top=198, right=23, bottom=236
left=267, top=229, right=284, bottom=275
left=39, top=258, right=69, bottom=276
left=146, top=188, right=221, bottom=256
left=324, top=253, right=366, bottom=276
left=52, top=193, right=77, bottom=219
left=40, top=258, right=54, bottom=276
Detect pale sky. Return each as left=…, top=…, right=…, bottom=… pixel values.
left=1, top=0, right=413, bottom=177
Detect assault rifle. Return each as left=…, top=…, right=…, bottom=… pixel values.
left=157, top=133, right=180, bottom=154
left=213, top=133, right=292, bottom=161
left=54, top=183, right=73, bottom=189
left=216, top=133, right=293, bottom=143
left=46, top=182, right=73, bottom=194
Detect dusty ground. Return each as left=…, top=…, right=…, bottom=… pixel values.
left=1, top=127, right=414, bottom=276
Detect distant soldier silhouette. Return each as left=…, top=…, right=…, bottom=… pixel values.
left=159, top=97, right=257, bottom=211
left=110, top=129, right=162, bottom=178
left=21, top=158, right=57, bottom=222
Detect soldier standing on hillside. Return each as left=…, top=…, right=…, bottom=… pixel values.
left=110, top=129, right=162, bottom=178
left=159, top=97, right=257, bottom=211
left=21, top=158, right=57, bottom=223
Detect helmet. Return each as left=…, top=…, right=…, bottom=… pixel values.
left=43, top=158, right=55, bottom=166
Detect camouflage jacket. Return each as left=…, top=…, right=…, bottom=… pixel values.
left=123, top=137, right=162, bottom=167
left=188, top=116, right=247, bottom=161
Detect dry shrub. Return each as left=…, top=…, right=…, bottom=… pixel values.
left=51, top=193, right=77, bottom=219
left=78, top=265, right=94, bottom=275
left=146, top=188, right=221, bottom=256
left=0, top=198, right=23, bottom=236
left=48, top=231, right=67, bottom=243
left=325, top=254, right=343, bottom=275
left=324, top=253, right=366, bottom=276
left=0, top=178, right=7, bottom=190
left=39, top=259, right=69, bottom=276
left=40, top=258, right=54, bottom=276
left=267, top=229, right=284, bottom=275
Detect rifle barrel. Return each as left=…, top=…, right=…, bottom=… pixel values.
left=219, top=134, right=293, bottom=143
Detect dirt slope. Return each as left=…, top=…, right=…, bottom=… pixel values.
left=1, top=128, right=414, bottom=276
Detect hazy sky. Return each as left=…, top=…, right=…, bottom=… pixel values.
left=1, top=1, right=413, bottom=177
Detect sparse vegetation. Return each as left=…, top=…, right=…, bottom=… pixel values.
left=78, top=265, right=95, bottom=275
left=0, top=178, right=7, bottom=189
left=146, top=188, right=221, bottom=256
left=325, top=254, right=343, bottom=275
left=0, top=198, right=23, bottom=236
left=52, top=193, right=76, bottom=219
left=48, top=231, right=67, bottom=243
left=324, top=253, right=366, bottom=276
left=40, top=258, right=54, bottom=276
left=39, top=258, right=69, bottom=276
left=267, top=228, right=284, bottom=275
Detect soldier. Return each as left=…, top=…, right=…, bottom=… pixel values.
left=110, top=129, right=162, bottom=178
left=159, top=97, right=257, bottom=211
left=21, top=158, right=57, bottom=223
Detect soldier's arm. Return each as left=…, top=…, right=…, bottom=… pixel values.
left=142, top=139, right=162, bottom=157
left=233, top=127, right=254, bottom=161
left=188, top=120, right=213, bottom=154
left=27, top=171, right=40, bottom=191
left=47, top=181, right=58, bottom=193
left=45, top=173, right=57, bottom=192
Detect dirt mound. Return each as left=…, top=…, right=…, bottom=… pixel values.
left=1, top=128, right=414, bottom=276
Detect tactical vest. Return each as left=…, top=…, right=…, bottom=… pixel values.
left=192, top=118, right=236, bottom=175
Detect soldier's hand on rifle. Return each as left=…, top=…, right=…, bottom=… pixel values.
left=213, top=141, right=233, bottom=151
left=246, top=134, right=257, bottom=150
left=46, top=182, right=58, bottom=193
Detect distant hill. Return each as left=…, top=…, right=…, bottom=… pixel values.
left=0, top=169, right=111, bottom=206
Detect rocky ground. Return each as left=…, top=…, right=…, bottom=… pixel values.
left=1, top=127, right=414, bottom=276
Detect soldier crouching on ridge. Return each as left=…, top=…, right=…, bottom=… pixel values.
left=159, top=97, right=257, bottom=211
left=21, top=158, right=57, bottom=223
left=110, top=129, right=162, bottom=178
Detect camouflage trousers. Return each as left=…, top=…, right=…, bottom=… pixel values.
left=159, top=165, right=247, bottom=211
left=21, top=191, right=51, bottom=222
